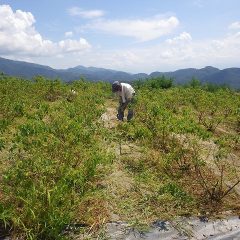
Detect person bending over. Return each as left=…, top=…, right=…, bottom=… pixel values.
left=112, top=81, right=135, bottom=121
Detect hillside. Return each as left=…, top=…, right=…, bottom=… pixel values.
left=0, top=75, right=239, bottom=239
left=0, top=57, right=240, bottom=88
left=150, top=66, right=220, bottom=84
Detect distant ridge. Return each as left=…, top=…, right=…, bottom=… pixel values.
left=0, top=57, right=240, bottom=88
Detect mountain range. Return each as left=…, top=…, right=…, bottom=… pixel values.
left=0, top=57, right=240, bottom=89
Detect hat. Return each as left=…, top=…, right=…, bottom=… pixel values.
left=112, top=81, right=120, bottom=92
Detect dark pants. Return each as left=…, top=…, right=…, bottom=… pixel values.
left=117, top=96, right=135, bottom=121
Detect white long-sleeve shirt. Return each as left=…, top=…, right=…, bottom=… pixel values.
left=117, top=83, right=135, bottom=103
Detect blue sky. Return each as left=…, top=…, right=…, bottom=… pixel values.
left=0, top=0, right=240, bottom=73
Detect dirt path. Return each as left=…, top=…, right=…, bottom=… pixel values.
left=99, top=99, right=146, bottom=223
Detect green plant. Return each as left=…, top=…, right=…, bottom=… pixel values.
left=159, top=182, right=193, bottom=203
left=0, top=77, right=112, bottom=239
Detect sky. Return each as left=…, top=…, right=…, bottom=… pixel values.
left=0, top=0, right=240, bottom=73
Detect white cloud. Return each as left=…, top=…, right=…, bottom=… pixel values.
left=68, top=7, right=105, bottom=19
left=229, top=21, right=240, bottom=30
left=86, top=16, right=179, bottom=42
left=65, top=31, right=73, bottom=38
left=59, top=38, right=90, bottom=52
left=60, top=31, right=239, bottom=73
left=0, top=5, right=91, bottom=57
left=166, top=32, right=192, bottom=44
left=32, top=29, right=240, bottom=73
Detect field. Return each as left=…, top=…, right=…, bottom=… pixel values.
left=0, top=75, right=239, bottom=239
